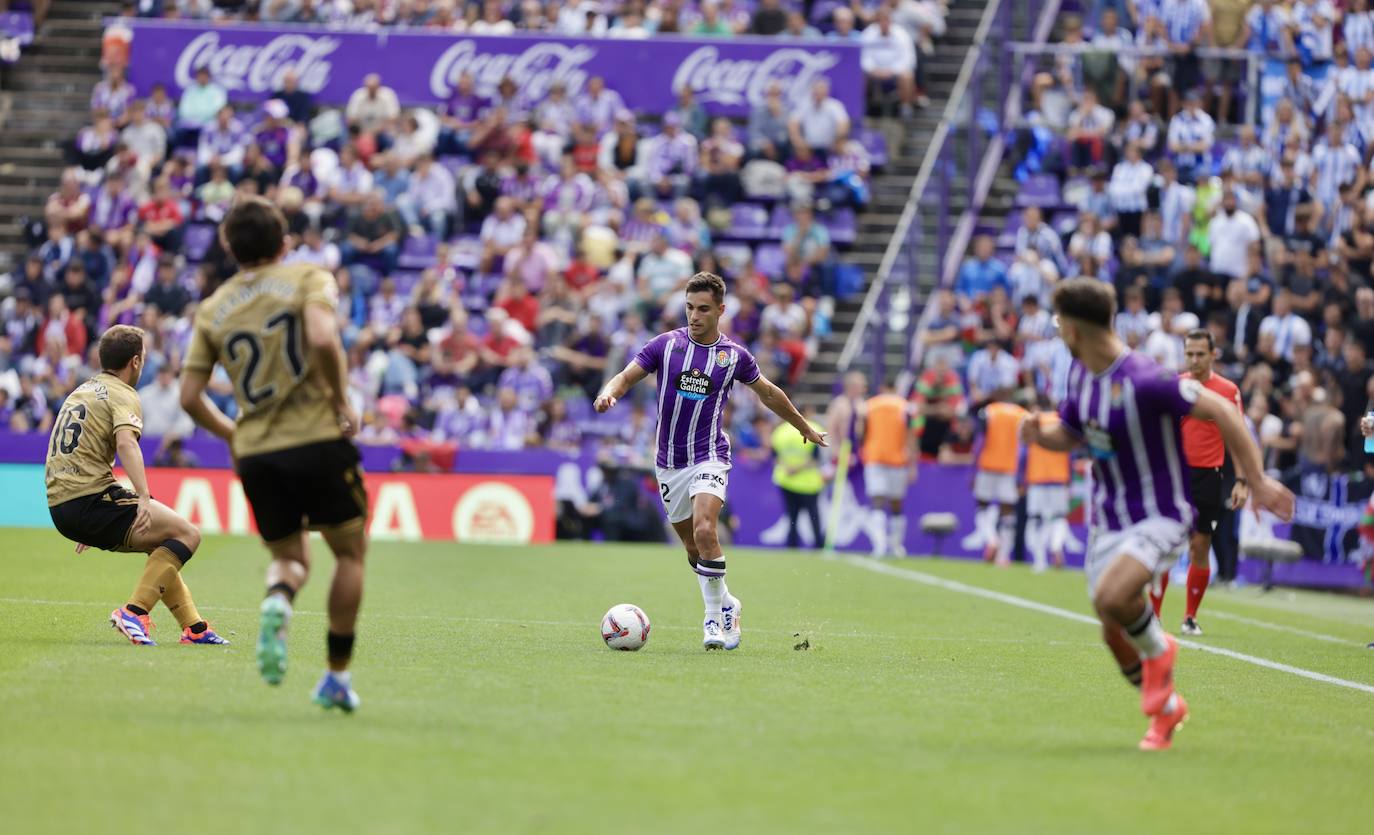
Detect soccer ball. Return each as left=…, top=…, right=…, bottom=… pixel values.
left=601, top=603, right=651, bottom=651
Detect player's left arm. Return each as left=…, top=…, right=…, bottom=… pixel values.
left=747, top=374, right=827, bottom=447
left=1225, top=383, right=1250, bottom=509
left=113, top=427, right=152, bottom=535
left=1189, top=387, right=1293, bottom=520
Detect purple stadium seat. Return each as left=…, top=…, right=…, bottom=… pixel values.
left=856, top=127, right=888, bottom=170
left=399, top=234, right=437, bottom=270
left=1015, top=174, right=1061, bottom=208
left=449, top=235, right=483, bottom=270
left=754, top=243, right=786, bottom=279
left=392, top=271, right=422, bottom=297
left=184, top=224, right=216, bottom=262
left=726, top=203, right=770, bottom=241
left=997, top=210, right=1023, bottom=248
left=822, top=208, right=856, bottom=246
left=810, top=0, right=840, bottom=28
left=768, top=203, right=793, bottom=238
left=437, top=155, right=470, bottom=177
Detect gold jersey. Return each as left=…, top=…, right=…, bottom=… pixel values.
left=45, top=372, right=143, bottom=506
left=183, top=261, right=343, bottom=458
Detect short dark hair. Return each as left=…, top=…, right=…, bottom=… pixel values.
left=1184, top=328, right=1214, bottom=349
left=1052, top=278, right=1116, bottom=328
left=222, top=197, right=287, bottom=266
left=685, top=272, right=726, bottom=304
left=98, top=325, right=145, bottom=372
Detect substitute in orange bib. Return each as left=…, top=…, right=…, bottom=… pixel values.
left=860, top=383, right=918, bottom=557
left=1025, top=402, right=1071, bottom=572
left=1150, top=329, right=1247, bottom=636
left=974, top=391, right=1027, bottom=565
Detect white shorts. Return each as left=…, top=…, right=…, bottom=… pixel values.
left=1026, top=484, right=1069, bottom=519
left=1084, top=517, right=1190, bottom=598
left=864, top=464, right=908, bottom=500
left=974, top=470, right=1018, bottom=506
left=655, top=462, right=730, bottom=524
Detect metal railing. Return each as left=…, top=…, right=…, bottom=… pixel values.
left=837, top=0, right=1045, bottom=387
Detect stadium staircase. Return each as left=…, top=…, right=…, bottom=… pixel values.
left=0, top=0, right=112, bottom=269
left=793, top=0, right=1006, bottom=407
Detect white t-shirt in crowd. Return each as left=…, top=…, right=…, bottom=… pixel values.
left=1207, top=208, right=1261, bottom=279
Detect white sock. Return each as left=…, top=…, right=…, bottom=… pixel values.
left=996, top=515, right=1014, bottom=562
left=1028, top=518, right=1047, bottom=571
left=1124, top=608, right=1169, bottom=659
left=975, top=505, right=997, bottom=545
left=1049, top=518, right=1068, bottom=556
left=697, top=573, right=725, bottom=617
left=331, top=670, right=351, bottom=685
left=889, top=515, right=906, bottom=549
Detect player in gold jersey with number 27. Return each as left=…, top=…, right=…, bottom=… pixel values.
left=179, top=197, right=369, bottom=712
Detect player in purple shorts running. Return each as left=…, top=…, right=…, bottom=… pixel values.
left=595, top=272, right=827, bottom=650
left=1022, top=279, right=1294, bottom=751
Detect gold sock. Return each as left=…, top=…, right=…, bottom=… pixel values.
left=128, top=547, right=182, bottom=614
left=161, top=572, right=204, bottom=631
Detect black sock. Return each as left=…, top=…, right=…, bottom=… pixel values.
left=327, top=631, right=355, bottom=665
left=189, top=621, right=208, bottom=634
left=1121, top=662, right=1143, bottom=688
left=126, top=604, right=148, bottom=616
left=267, top=582, right=297, bottom=602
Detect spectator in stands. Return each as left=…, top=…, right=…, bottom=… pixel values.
left=196, top=105, right=247, bottom=180
left=1260, top=288, right=1313, bottom=365
left=747, top=81, right=792, bottom=163
left=609, top=6, right=651, bottom=38
left=1066, top=88, right=1114, bottom=176
left=1015, top=206, right=1066, bottom=275
left=347, top=73, right=401, bottom=137
left=1208, top=190, right=1261, bottom=281
left=176, top=65, right=227, bottom=141
left=751, top=0, right=787, bottom=35
left=552, top=314, right=610, bottom=400
left=576, top=76, right=625, bottom=136
left=1160, top=0, right=1214, bottom=116
left=477, top=386, right=536, bottom=451
left=955, top=235, right=1009, bottom=306
left=36, top=294, right=86, bottom=360
left=790, top=78, right=851, bottom=157
left=693, top=0, right=733, bottom=36
left=1311, top=121, right=1364, bottom=211
left=343, top=191, right=402, bottom=275
left=782, top=203, right=832, bottom=292
left=637, top=230, right=694, bottom=308
left=861, top=5, right=920, bottom=116
left=1167, top=89, right=1216, bottom=184
left=644, top=112, right=698, bottom=200
left=1112, top=100, right=1162, bottom=164
left=695, top=117, right=744, bottom=207
left=1116, top=286, right=1153, bottom=348
left=965, top=339, right=1019, bottom=409
left=401, top=154, right=458, bottom=239
left=72, top=111, right=119, bottom=174
left=120, top=100, right=166, bottom=174
left=470, top=0, right=516, bottom=34
left=1067, top=211, right=1112, bottom=266
left=137, top=177, right=184, bottom=253
left=144, top=255, right=190, bottom=317
left=91, top=64, right=136, bottom=125
left=271, top=68, right=315, bottom=125
left=1108, top=141, right=1152, bottom=238
left=913, top=351, right=965, bottom=460
left=326, top=145, right=376, bottom=214
left=672, top=86, right=709, bottom=142
left=45, top=170, right=90, bottom=234
left=479, top=196, right=527, bottom=273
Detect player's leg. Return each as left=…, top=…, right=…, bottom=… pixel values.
left=1048, top=514, right=1069, bottom=569
left=886, top=484, right=907, bottom=558
left=1027, top=513, right=1048, bottom=572
left=123, top=500, right=227, bottom=645
left=863, top=466, right=889, bottom=556
left=1148, top=570, right=1168, bottom=617
left=311, top=522, right=367, bottom=712
left=1092, top=555, right=1182, bottom=719
left=690, top=492, right=731, bottom=649
left=995, top=504, right=1016, bottom=566
left=1182, top=531, right=1211, bottom=634
left=781, top=489, right=803, bottom=549
left=803, top=492, right=824, bottom=549
left=258, top=531, right=312, bottom=686
left=1103, top=622, right=1142, bottom=689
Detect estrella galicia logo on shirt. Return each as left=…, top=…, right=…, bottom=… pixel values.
left=1084, top=420, right=1116, bottom=460
left=676, top=368, right=713, bottom=401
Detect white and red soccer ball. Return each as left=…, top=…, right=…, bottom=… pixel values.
left=601, top=603, right=651, bottom=651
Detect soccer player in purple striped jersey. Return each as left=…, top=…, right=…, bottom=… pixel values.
left=1022, top=279, right=1294, bottom=751
left=595, top=272, right=827, bottom=650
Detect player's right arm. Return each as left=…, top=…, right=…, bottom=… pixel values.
left=594, top=361, right=648, bottom=413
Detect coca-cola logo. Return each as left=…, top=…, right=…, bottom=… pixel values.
left=173, top=31, right=338, bottom=94
left=430, top=40, right=596, bottom=102
left=671, top=46, right=839, bottom=109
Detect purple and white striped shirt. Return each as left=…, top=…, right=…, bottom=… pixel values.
left=1059, top=350, right=1196, bottom=533
left=634, top=328, right=761, bottom=469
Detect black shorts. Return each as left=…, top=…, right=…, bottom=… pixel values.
left=237, top=439, right=368, bottom=543
left=49, top=484, right=140, bottom=552
left=1190, top=466, right=1225, bottom=535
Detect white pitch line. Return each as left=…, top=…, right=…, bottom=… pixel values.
left=1204, top=610, right=1358, bottom=646
left=837, top=556, right=1374, bottom=697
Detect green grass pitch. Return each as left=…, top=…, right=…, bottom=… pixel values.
left=1, top=529, right=1371, bottom=834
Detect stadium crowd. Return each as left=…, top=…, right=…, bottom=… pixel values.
left=935, top=0, right=1374, bottom=495
left=0, top=0, right=954, bottom=469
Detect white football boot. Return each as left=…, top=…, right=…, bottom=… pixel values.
left=702, top=617, right=726, bottom=650
left=721, top=595, right=742, bottom=651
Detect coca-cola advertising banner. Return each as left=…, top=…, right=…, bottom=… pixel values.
left=115, top=19, right=864, bottom=118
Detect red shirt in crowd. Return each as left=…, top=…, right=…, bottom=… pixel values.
left=498, top=294, right=540, bottom=332
left=138, top=198, right=183, bottom=226
left=1181, top=371, right=1241, bottom=469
